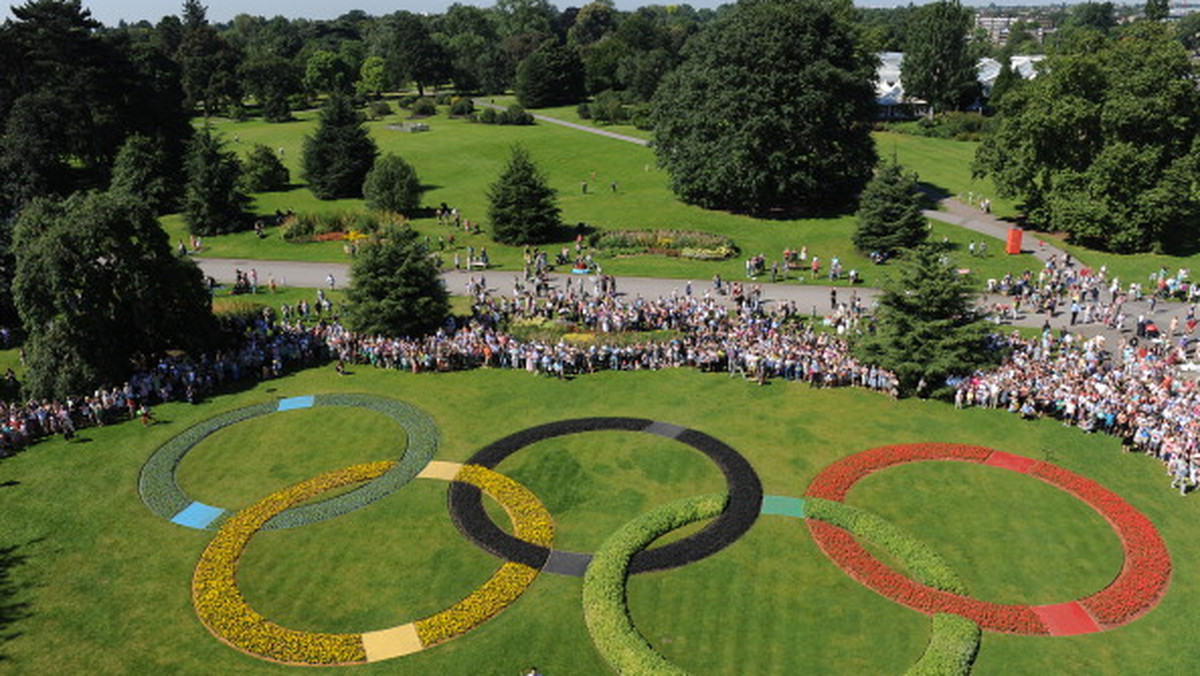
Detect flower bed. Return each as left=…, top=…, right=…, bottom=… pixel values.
left=139, top=393, right=438, bottom=531
left=805, top=443, right=1171, bottom=635
left=590, top=229, right=738, bottom=261
left=192, top=462, right=552, bottom=664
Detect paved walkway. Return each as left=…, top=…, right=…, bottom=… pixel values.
left=197, top=257, right=1190, bottom=349
left=473, top=99, right=650, bottom=146
left=197, top=108, right=1189, bottom=351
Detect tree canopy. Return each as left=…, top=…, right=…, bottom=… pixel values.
left=487, top=145, right=561, bottom=245
left=515, top=40, right=586, bottom=107
left=903, top=0, right=979, bottom=112
left=343, top=225, right=450, bottom=338
left=363, top=154, right=423, bottom=215
left=13, top=191, right=217, bottom=399
left=975, top=23, right=1200, bottom=253
left=853, top=245, right=996, bottom=398
left=183, top=129, right=249, bottom=235
left=302, top=93, right=378, bottom=200
left=650, top=0, right=877, bottom=215
left=853, top=159, right=928, bottom=258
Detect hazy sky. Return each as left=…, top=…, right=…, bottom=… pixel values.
left=3, top=1, right=1080, bottom=27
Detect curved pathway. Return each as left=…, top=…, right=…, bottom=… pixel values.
left=200, top=108, right=1182, bottom=352
left=473, top=99, right=650, bottom=146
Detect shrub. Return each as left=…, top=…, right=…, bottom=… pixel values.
left=499, top=104, right=534, bottom=125
left=411, top=97, right=437, bottom=117
left=577, top=102, right=592, bottom=119
left=583, top=493, right=726, bottom=675
left=449, top=98, right=475, bottom=117
left=368, top=100, right=392, bottom=120
left=906, top=614, right=981, bottom=676
left=434, top=92, right=454, bottom=105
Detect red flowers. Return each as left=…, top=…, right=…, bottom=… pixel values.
left=806, top=443, right=1171, bottom=635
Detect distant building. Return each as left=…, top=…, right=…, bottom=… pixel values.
left=975, top=14, right=1054, bottom=45
left=875, top=52, right=1044, bottom=119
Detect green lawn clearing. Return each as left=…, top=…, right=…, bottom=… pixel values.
left=0, top=366, right=1196, bottom=674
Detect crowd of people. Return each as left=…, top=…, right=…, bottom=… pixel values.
left=9, top=262, right=1200, bottom=493
left=0, top=316, right=327, bottom=454
left=955, top=328, right=1200, bottom=492
left=318, top=288, right=897, bottom=392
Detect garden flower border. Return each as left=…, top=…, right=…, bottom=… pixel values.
left=805, top=443, right=1172, bottom=635
left=447, top=417, right=762, bottom=574
left=191, top=461, right=553, bottom=666
left=138, top=393, right=438, bottom=530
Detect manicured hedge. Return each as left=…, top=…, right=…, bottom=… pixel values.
left=583, top=493, right=726, bottom=675
left=906, top=613, right=981, bottom=676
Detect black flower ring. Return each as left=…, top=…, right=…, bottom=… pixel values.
left=447, top=417, right=763, bottom=576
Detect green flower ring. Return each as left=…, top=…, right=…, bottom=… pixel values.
left=583, top=493, right=982, bottom=676
left=138, top=393, right=438, bottom=530
left=805, top=443, right=1172, bottom=636
left=191, top=460, right=554, bottom=666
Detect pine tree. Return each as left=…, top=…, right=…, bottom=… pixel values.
left=853, top=159, right=928, bottom=258
left=110, top=134, right=176, bottom=214
left=854, top=245, right=998, bottom=398
left=302, top=93, right=378, bottom=200
left=487, top=145, right=561, bottom=245
left=363, top=154, right=422, bottom=214
left=183, top=129, right=249, bottom=235
left=343, top=225, right=449, bottom=338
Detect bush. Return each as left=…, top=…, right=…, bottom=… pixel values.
left=368, top=100, right=392, bottom=120
left=411, top=97, right=437, bottom=117
left=471, top=105, right=534, bottom=126
left=499, top=104, right=534, bottom=125
left=577, top=102, right=592, bottom=119
left=396, top=94, right=419, bottom=109
left=449, top=98, right=475, bottom=117
left=583, top=493, right=726, bottom=675
left=883, top=111, right=993, bottom=142
left=906, top=614, right=981, bottom=676
left=434, top=92, right=454, bottom=105
left=239, top=144, right=290, bottom=193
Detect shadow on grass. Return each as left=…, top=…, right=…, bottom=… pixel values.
left=0, top=541, right=33, bottom=662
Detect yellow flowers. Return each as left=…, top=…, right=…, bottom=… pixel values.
left=190, top=461, right=552, bottom=664
left=192, top=462, right=393, bottom=664
left=415, top=464, right=554, bottom=647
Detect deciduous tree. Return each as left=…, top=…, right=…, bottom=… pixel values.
left=13, top=191, right=217, bottom=399
left=903, top=0, right=980, bottom=112
left=363, top=154, right=422, bottom=215
left=650, top=0, right=876, bottom=214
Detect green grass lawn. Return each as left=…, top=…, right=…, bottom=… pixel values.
left=1, top=366, right=1198, bottom=674
left=165, top=106, right=1042, bottom=289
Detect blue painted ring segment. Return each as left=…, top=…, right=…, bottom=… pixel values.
left=760, top=495, right=806, bottom=518
left=138, top=393, right=438, bottom=530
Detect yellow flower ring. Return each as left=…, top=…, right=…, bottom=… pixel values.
left=191, top=460, right=554, bottom=666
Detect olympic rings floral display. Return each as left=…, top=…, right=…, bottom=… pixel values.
left=805, top=443, right=1171, bottom=636
left=147, top=395, right=1173, bottom=672
left=191, top=459, right=553, bottom=665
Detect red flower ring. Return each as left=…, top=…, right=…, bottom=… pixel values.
left=805, top=443, right=1171, bottom=636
